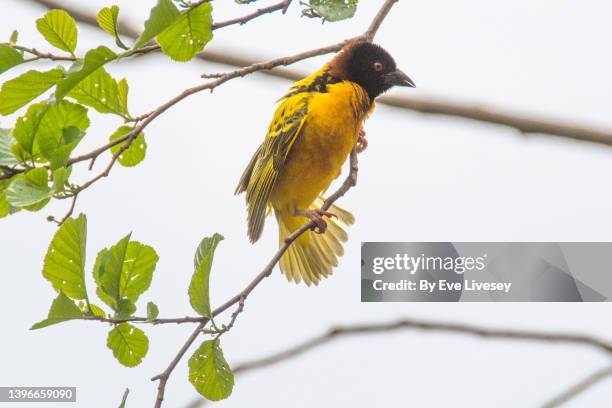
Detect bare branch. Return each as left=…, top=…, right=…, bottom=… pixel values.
left=213, top=0, right=293, bottom=30
left=542, top=365, right=612, bottom=408
left=232, top=319, right=612, bottom=373
left=185, top=318, right=612, bottom=408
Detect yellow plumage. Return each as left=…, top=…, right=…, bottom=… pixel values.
left=236, top=65, right=373, bottom=285
left=236, top=41, right=414, bottom=285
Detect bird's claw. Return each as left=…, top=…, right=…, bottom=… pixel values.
left=357, top=128, right=368, bottom=153
left=296, top=209, right=336, bottom=234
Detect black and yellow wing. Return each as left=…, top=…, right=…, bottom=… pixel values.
left=235, top=93, right=311, bottom=242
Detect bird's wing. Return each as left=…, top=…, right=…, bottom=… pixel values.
left=241, top=94, right=311, bottom=242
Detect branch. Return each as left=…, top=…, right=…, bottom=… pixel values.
left=542, top=365, right=612, bottom=408
left=151, top=149, right=359, bottom=408
left=28, top=0, right=612, bottom=148
left=185, top=318, right=612, bottom=407
left=13, top=45, right=76, bottom=62
left=213, top=0, right=293, bottom=30
left=235, top=319, right=612, bottom=372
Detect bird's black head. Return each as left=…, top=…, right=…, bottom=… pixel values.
left=331, top=41, right=415, bottom=101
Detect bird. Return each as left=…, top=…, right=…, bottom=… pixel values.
left=235, top=40, right=415, bottom=285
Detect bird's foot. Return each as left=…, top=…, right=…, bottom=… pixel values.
left=295, top=209, right=336, bottom=234
left=356, top=128, right=368, bottom=153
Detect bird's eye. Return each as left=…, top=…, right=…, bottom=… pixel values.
left=373, top=62, right=384, bottom=72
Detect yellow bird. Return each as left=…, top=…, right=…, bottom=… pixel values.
left=236, top=41, right=415, bottom=285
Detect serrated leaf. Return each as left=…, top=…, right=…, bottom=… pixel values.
left=31, top=292, right=83, bottom=330
left=109, top=126, right=146, bottom=167
left=107, top=323, right=149, bottom=367
left=97, top=5, right=129, bottom=49
left=189, top=339, right=234, bottom=401
left=157, top=3, right=213, bottom=62
left=35, top=101, right=89, bottom=169
left=95, top=233, right=130, bottom=309
left=0, top=44, right=24, bottom=75
left=42, top=213, right=88, bottom=299
left=6, top=167, right=52, bottom=210
left=36, top=9, right=78, bottom=53
left=120, top=241, right=158, bottom=302
left=56, top=46, right=117, bottom=100
left=13, top=102, right=50, bottom=157
left=0, top=68, right=64, bottom=116
left=94, top=234, right=158, bottom=311
left=0, top=128, right=20, bottom=166
left=67, top=67, right=126, bottom=116
left=13, top=100, right=89, bottom=165
left=146, top=301, right=159, bottom=321
left=132, top=0, right=180, bottom=50
left=308, top=0, right=358, bottom=22
left=189, top=233, right=223, bottom=317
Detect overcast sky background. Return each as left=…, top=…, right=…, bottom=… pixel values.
left=2, top=0, right=612, bottom=407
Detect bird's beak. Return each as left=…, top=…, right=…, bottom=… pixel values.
left=383, top=69, right=416, bottom=88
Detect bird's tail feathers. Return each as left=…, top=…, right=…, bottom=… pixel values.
left=276, top=197, right=354, bottom=286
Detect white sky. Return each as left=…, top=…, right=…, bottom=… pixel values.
left=1, top=0, right=612, bottom=407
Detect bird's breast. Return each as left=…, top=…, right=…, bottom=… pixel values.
left=271, top=82, right=371, bottom=211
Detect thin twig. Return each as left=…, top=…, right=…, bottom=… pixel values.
left=542, top=365, right=612, bottom=408
left=12, top=45, right=76, bottom=61
left=213, top=0, right=293, bottom=30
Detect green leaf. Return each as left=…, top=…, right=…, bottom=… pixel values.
left=95, top=233, right=130, bottom=309
left=6, top=167, right=52, bottom=210
left=13, top=102, right=49, bottom=157
left=116, top=298, right=136, bottom=319
left=67, top=67, right=127, bottom=116
left=132, top=0, right=180, bottom=50
left=13, top=100, right=89, bottom=165
left=0, top=187, right=9, bottom=218
left=31, top=292, right=83, bottom=330
left=52, top=166, right=70, bottom=193
left=56, top=46, right=117, bottom=100
left=88, top=303, right=107, bottom=318
left=36, top=9, right=78, bottom=54
left=146, top=301, right=159, bottom=321
left=120, top=241, right=158, bottom=302
left=189, top=339, right=234, bottom=401
left=0, top=68, right=64, bottom=116
left=107, top=323, right=149, bottom=367
left=94, top=234, right=158, bottom=310
left=35, top=101, right=89, bottom=169
left=118, top=388, right=129, bottom=408
left=189, top=233, right=224, bottom=317
left=117, top=79, right=129, bottom=114
left=308, top=0, right=358, bottom=22
left=42, top=214, right=88, bottom=299
left=0, top=128, right=20, bottom=166
left=109, top=126, right=146, bottom=167
left=157, top=3, right=213, bottom=62
left=0, top=44, right=24, bottom=75
left=97, top=5, right=129, bottom=49
left=9, top=30, right=19, bottom=44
